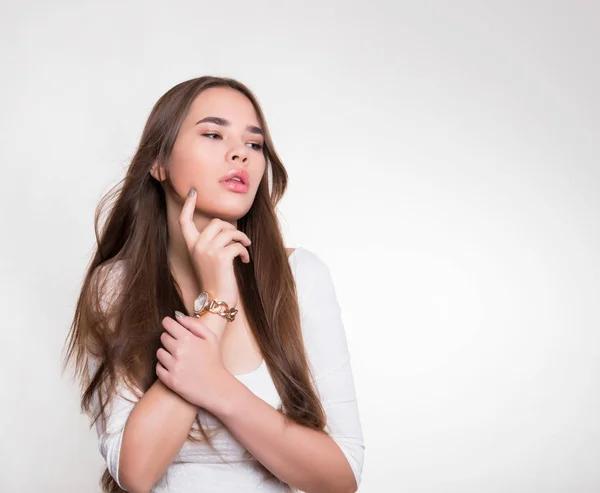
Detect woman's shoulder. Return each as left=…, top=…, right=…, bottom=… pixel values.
left=288, top=247, right=346, bottom=362
left=287, top=245, right=330, bottom=267
left=286, top=246, right=333, bottom=290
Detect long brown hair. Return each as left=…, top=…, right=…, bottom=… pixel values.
left=63, top=76, right=328, bottom=492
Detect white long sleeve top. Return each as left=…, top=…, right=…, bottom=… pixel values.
left=88, top=246, right=365, bottom=492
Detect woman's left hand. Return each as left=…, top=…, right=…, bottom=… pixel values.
left=156, top=312, right=234, bottom=414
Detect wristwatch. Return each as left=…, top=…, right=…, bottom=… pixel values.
left=193, top=291, right=238, bottom=322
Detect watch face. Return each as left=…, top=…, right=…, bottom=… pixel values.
left=194, top=292, right=208, bottom=314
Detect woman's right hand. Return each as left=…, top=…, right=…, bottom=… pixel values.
left=178, top=188, right=251, bottom=309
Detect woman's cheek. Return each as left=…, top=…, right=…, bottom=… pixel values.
left=173, top=150, right=212, bottom=189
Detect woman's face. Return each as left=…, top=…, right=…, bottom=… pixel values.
left=155, top=86, right=267, bottom=222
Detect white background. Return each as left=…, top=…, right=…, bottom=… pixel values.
left=1, top=1, right=598, bottom=492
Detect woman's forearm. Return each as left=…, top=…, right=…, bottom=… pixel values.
left=118, top=379, right=198, bottom=492
left=215, top=377, right=357, bottom=493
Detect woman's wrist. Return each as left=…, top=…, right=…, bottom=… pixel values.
left=193, top=290, right=238, bottom=322
left=208, top=370, right=246, bottom=418
left=194, top=311, right=229, bottom=341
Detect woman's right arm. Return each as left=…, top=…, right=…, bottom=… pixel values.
left=90, top=312, right=229, bottom=493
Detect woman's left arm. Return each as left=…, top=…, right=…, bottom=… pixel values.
left=214, top=251, right=365, bottom=493
left=216, top=368, right=360, bottom=493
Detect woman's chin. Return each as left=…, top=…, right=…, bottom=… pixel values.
left=209, top=204, right=252, bottom=222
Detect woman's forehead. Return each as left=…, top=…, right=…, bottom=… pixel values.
left=187, top=87, right=259, bottom=126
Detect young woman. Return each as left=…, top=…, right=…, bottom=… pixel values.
left=64, top=76, right=365, bottom=493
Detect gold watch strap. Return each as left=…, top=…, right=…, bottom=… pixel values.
left=194, top=292, right=238, bottom=322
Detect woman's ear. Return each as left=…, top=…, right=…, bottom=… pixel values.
left=150, top=161, right=166, bottom=182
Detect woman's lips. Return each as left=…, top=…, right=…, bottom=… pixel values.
left=219, top=168, right=250, bottom=186
left=220, top=179, right=249, bottom=193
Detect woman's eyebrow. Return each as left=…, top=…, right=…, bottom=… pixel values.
left=195, top=116, right=263, bottom=136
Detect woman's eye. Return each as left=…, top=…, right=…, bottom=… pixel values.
left=203, top=133, right=262, bottom=151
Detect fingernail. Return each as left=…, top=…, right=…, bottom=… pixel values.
left=175, top=310, right=185, bottom=319
left=188, top=188, right=196, bottom=197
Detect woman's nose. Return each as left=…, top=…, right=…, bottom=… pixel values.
left=227, top=146, right=249, bottom=164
